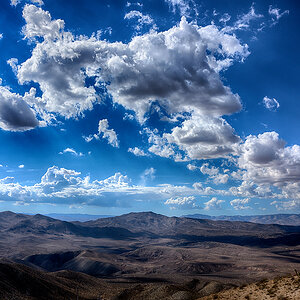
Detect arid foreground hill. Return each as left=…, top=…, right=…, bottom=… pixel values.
left=0, top=211, right=300, bottom=299
left=199, top=273, right=300, bottom=300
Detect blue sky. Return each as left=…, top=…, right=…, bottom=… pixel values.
left=0, top=0, right=299, bottom=216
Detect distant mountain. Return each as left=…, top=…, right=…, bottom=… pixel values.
left=0, top=210, right=300, bottom=290
left=46, top=213, right=114, bottom=222
left=182, top=213, right=300, bottom=226
left=0, top=211, right=139, bottom=240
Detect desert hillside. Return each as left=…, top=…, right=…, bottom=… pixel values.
left=0, top=211, right=299, bottom=299
left=199, top=273, right=300, bottom=300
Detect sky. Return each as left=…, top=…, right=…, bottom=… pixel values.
left=0, top=0, right=299, bottom=216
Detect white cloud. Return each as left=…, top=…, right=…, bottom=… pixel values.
left=123, top=112, right=135, bottom=121
left=187, top=163, right=198, bottom=171
left=128, top=147, right=149, bottom=157
left=84, top=119, right=119, bottom=148
left=126, top=2, right=143, bottom=8
left=146, top=114, right=241, bottom=161
left=0, top=162, right=296, bottom=210
left=230, top=198, right=251, bottom=210
left=230, top=4, right=263, bottom=31
left=164, top=195, right=199, bottom=209
left=59, top=148, right=84, bottom=157
left=124, top=10, right=157, bottom=31
left=15, top=6, right=248, bottom=127
left=11, top=0, right=44, bottom=6
left=7, top=58, right=18, bottom=75
left=17, top=5, right=99, bottom=119
left=271, top=199, right=300, bottom=211
left=10, top=0, right=21, bottom=6
left=13, top=201, right=30, bottom=206
left=263, top=96, right=280, bottom=111
left=200, top=163, right=219, bottom=176
left=164, top=0, right=196, bottom=17
left=187, top=163, right=228, bottom=184
left=18, top=164, right=25, bottom=169
left=268, top=6, right=289, bottom=25
left=213, top=173, right=229, bottom=185
left=238, top=131, right=300, bottom=186
left=141, top=167, right=156, bottom=182
left=233, top=131, right=300, bottom=205
left=164, top=115, right=241, bottom=160
left=0, top=33, right=3, bottom=40
left=147, top=129, right=176, bottom=159
left=31, top=0, right=44, bottom=6
left=229, top=180, right=274, bottom=199
left=219, top=13, right=231, bottom=24
left=204, top=197, right=224, bottom=210
left=0, top=165, right=201, bottom=207
left=0, top=83, right=39, bottom=131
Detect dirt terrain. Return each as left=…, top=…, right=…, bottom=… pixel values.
left=199, top=273, right=300, bottom=300
left=0, top=211, right=299, bottom=299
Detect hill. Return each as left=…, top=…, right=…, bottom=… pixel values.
left=0, top=210, right=299, bottom=299
left=183, top=213, right=300, bottom=226
left=198, top=273, right=300, bottom=299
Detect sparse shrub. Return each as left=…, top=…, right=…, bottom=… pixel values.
left=277, top=296, right=288, bottom=300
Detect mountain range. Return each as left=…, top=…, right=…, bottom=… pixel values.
left=183, top=213, right=300, bottom=226
left=0, top=211, right=299, bottom=299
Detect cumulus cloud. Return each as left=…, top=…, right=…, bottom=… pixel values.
left=147, top=114, right=241, bottom=161
left=6, top=5, right=252, bottom=165
left=59, top=148, right=84, bottom=157
left=14, top=6, right=247, bottom=126
left=271, top=199, right=300, bottom=211
left=238, top=131, right=300, bottom=186
left=230, top=198, right=251, bottom=210
left=128, top=147, right=149, bottom=156
left=212, top=173, right=229, bottom=185
left=18, top=164, right=25, bottom=169
left=187, top=163, right=228, bottom=184
left=164, top=115, right=241, bottom=160
left=16, top=5, right=99, bottom=119
left=164, top=196, right=199, bottom=209
left=233, top=131, right=300, bottom=205
left=147, top=128, right=176, bottom=159
left=200, top=163, right=219, bottom=176
left=0, top=83, right=39, bottom=131
left=204, top=197, right=224, bottom=210
left=263, top=96, right=280, bottom=111
left=0, top=165, right=207, bottom=207
left=84, top=119, right=119, bottom=148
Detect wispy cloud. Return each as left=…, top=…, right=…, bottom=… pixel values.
left=59, top=148, right=84, bottom=157
left=263, top=96, right=280, bottom=111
